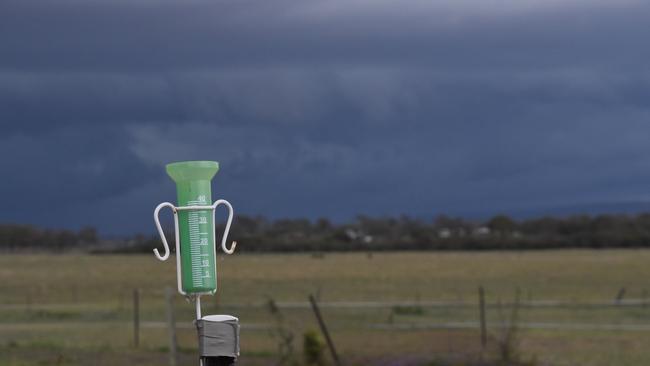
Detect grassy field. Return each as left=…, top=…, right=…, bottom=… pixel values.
left=2, top=250, right=650, bottom=365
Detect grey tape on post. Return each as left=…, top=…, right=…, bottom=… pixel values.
left=196, top=315, right=240, bottom=358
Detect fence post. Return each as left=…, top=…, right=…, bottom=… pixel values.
left=165, top=287, right=179, bottom=366
left=615, top=287, right=626, bottom=304
left=308, top=294, right=342, bottom=366
left=479, top=286, right=487, bottom=349
left=133, top=289, right=140, bottom=348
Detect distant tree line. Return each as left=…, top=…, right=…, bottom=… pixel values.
left=225, top=213, right=650, bottom=252
left=0, top=225, right=98, bottom=252
left=4, top=213, right=650, bottom=253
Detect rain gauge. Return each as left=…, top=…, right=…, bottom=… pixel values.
left=153, top=161, right=240, bottom=366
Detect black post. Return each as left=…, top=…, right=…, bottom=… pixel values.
left=165, top=287, right=179, bottom=366
left=203, top=357, right=236, bottom=366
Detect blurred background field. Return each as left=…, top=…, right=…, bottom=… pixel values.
left=2, top=250, right=650, bottom=365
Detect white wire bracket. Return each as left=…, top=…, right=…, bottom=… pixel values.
left=153, top=199, right=238, bottom=296
left=153, top=202, right=175, bottom=261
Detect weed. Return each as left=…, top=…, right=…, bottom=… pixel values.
left=303, top=329, right=325, bottom=366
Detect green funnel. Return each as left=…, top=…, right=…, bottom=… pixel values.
left=166, top=161, right=220, bottom=294
left=166, top=161, right=219, bottom=183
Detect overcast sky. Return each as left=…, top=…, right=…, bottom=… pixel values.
left=2, top=0, right=650, bottom=234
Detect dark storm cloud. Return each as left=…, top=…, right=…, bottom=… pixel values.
left=2, top=0, right=650, bottom=233
left=0, top=72, right=188, bottom=134
left=2, top=0, right=650, bottom=71
left=0, top=126, right=159, bottom=207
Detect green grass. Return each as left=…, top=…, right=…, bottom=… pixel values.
left=2, top=250, right=650, bottom=365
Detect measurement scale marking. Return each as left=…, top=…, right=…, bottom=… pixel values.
left=185, top=200, right=211, bottom=287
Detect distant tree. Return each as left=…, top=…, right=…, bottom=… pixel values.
left=434, top=215, right=462, bottom=229
left=487, top=215, right=517, bottom=237
left=520, top=216, right=560, bottom=235
left=53, top=229, right=78, bottom=251
left=315, top=218, right=331, bottom=232
left=78, top=226, right=98, bottom=244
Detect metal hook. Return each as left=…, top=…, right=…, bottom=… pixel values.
left=213, top=199, right=237, bottom=254
left=153, top=202, right=176, bottom=261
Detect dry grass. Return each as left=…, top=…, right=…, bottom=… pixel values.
left=2, top=250, right=650, bottom=365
